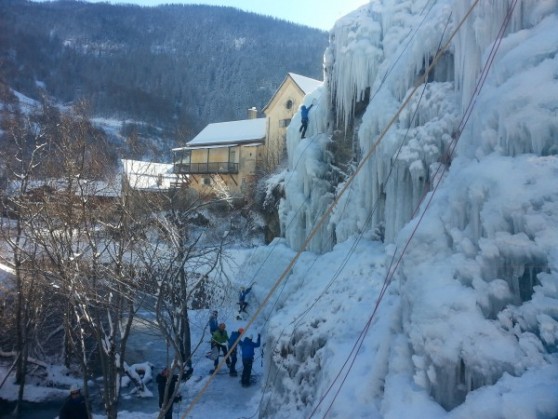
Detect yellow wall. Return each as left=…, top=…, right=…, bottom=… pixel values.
left=186, top=145, right=262, bottom=197
left=190, top=147, right=234, bottom=164
left=240, top=145, right=258, bottom=176
left=263, top=77, right=304, bottom=168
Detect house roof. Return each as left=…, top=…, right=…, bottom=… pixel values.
left=6, top=178, right=120, bottom=198
left=262, top=72, right=322, bottom=113
left=173, top=118, right=267, bottom=150
left=289, top=72, right=323, bottom=95
left=121, top=159, right=179, bottom=191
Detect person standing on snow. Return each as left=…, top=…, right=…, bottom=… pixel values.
left=208, top=310, right=219, bottom=335
left=299, top=104, right=314, bottom=138
left=211, top=323, right=230, bottom=372
left=227, top=327, right=244, bottom=376
left=156, top=367, right=180, bottom=419
left=239, top=333, right=261, bottom=387
left=59, top=384, right=88, bottom=419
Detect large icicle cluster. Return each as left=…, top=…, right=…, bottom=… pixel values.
left=275, top=0, right=558, bottom=415
left=397, top=1, right=558, bottom=408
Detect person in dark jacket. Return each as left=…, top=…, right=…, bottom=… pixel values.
left=239, top=333, right=261, bottom=387
left=227, top=327, right=244, bottom=376
left=59, top=384, right=88, bottom=419
left=156, top=368, right=180, bottom=419
left=299, top=104, right=314, bottom=138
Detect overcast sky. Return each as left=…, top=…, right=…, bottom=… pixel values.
left=32, top=0, right=370, bottom=31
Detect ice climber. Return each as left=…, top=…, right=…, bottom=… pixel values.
left=299, top=104, right=314, bottom=138
left=238, top=284, right=253, bottom=314
left=239, top=333, right=261, bottom=387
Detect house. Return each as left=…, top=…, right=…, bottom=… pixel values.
left=5, top=177, right=121, bottom=213
left=171, top=116, right=267, bottom=199
left=121, top=159, right=180, bottom=193
left=172, top=72, right=322, bottom=199
left=121, top=159, right=186, bottom=209
left=262, top=72, right=323, bottom=166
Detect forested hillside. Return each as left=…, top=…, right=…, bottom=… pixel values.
left=0, top=0, right=327, bottom=157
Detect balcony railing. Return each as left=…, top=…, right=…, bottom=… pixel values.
left=173, top=162, right=239, bottom=175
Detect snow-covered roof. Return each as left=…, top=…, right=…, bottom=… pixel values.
left=288, top=72, right=323, bottom=95
left=262, top=72, right=322, bottom=113
left=79, top=179, right=121, bottom=197
left=0, top=263, right=15, bottom=293
left=0, top=262, right=15, bottom=276
left=121, top=159, right=179, bottom=191
left=6, top=178, right=120, bottom=198
left=184, top=144, right=235, bottom=151
left=175, top=118, right=267, bottom=150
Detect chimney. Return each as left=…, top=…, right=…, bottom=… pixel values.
left=248, top=107, right=258, bottom=119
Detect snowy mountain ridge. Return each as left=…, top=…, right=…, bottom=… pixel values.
left=254, top=0, right=558, bottom=417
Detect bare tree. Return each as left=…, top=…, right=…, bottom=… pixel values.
left=0, top=99, right=55, bottom=417
left=127, top=185, right=232, bottom=419
left=16, top=101, right=141, bottom=419
left=0, top=96, right=241, bottom=418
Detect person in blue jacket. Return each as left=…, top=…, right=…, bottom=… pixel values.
left=239, top=333, right=261, bottom=387
left=299, top=104, right=314, bottom=138
left=238, top=285, right=253, bottom=314
left=208, top=310, right=218, bottom=335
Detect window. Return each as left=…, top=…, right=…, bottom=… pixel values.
left=173, top=149, right=191, bottom=165
left=285, top=99, right=293, bottom=110
left=203, top=177, right=211, bottom=186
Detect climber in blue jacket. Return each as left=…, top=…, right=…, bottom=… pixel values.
left=238, top=284, right=253, bottom=314
left=299, top=104, right=314, bottom=138
left=239, top=333, right=261, bottom=387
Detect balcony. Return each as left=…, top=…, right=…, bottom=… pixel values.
left=173, top=162, right=239, bottom=175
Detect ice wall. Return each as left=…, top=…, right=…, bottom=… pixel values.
left=279, top=88, right=335, bottom=253
left=279, top=0, right=558, bottom=412
left=282, top=0, right=557, bottom=250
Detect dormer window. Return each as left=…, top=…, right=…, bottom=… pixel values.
left=286, top=99, right=293, bottom=110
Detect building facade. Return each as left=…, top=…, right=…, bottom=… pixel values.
left=172, top=73, right=322, bottom=200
